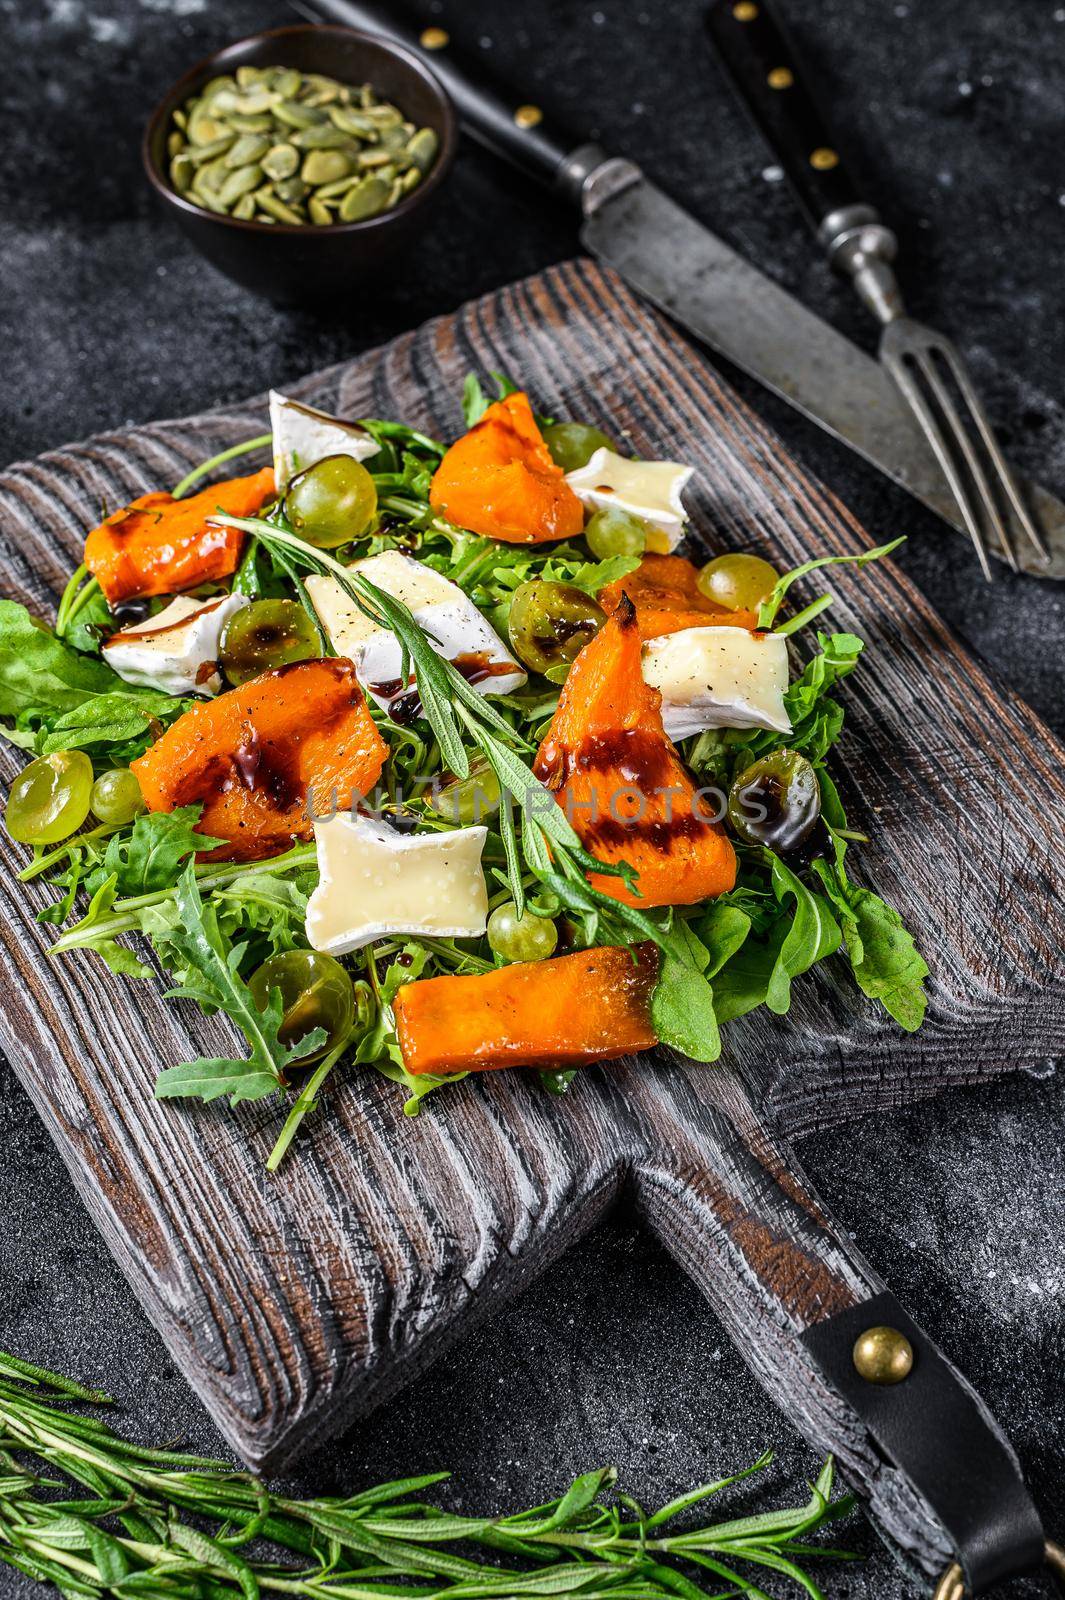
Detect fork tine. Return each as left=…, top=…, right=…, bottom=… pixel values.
left=933, top=340, right=1052, bottom=564
left=883, top=348, right=996, bottom=582
left=913, top=345, right=1020, bottom=574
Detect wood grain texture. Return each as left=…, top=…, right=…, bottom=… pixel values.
left=0, top=261, right=1061, bottom=1576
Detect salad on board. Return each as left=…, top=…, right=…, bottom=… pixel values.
left=0, top=374, right=928, bottom=1168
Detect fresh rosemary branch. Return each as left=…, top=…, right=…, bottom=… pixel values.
left=0, top=1350, right=857, bottom=1599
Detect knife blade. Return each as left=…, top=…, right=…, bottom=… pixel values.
left=581, top=164, right=1065, bottom=579
left=292, top=0, right=1065, bottom=579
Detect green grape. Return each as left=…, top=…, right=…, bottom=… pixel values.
left=220, top=599, right=320, bottom=685
left=91, top=767, right=145, bottom=826
left=697, top=552, right=779, bottom=613
left=584, top=505, right=647, bottom=560
left=541, top=421, right=614, bottom=473
left=284, top=454, right=378, bottom=548
left=727, top=749, right=821, bottom=853
left=507, top=580, right=605, bottom=678
left=249, top=949, right=355, bottom=1061
left=430, top=760, right=502, bottom=824
left=6, top=750, right=93, bottom=845
left=487, top=901, right=558, bottom=964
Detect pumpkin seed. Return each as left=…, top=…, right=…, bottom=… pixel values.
left=199, top=75, right=236, bottom=102
left=327, top=105, right=373, bottom=136
left=227, top=112, right=274, bottom=133
left=212, top=87, right=278, bottom=116
left=186, top=133, right=236, bottom=166
left=217, top=163, right=264, bottom=208
left=406, top=127, right=439, bottom=173
left=338, top=174, right=390, bottom=222
left=169, top=152, right=194, bottom=195
left=193, top=153, right=230, bottom=193
left=188, top=111, right=230, bottom=146
left=313, top=173, right=362, bottom=199
left=302, top=85, right=340, bottom=108
left=301, top=149, right=354, bottom=186
left=275, top=175, right=310, bottom=204
left=254, top=189, right=303, bottom=225
left=292, top=123, right=352, bottom=150
left=268, top=67, right=302, bottom=98
left=261, top=142, right=299, bottom=182
left=167, top=64, right=441, bottom=221
left=224, top=133, right=270, bottom=169
left=273, top=100, right=327, bottom=130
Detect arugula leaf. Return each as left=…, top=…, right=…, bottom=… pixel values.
left=813, top=845, right=929, bottom=1031
left=55, top=874, right=154, bottom=979
left=692, top=901, right=753, bottom=977
left=212, top=872, right=314, bottom=960
left=0, top=599, right=184, bottom=754
left=153, top=1056, right=283, bottom=1105
left=651, top=950, right=721, bottom=1063
left=461, top=374, right=488, bottom=429
left=90, top=807, right=222, bottom=898
left=712, top=919, right=790, bottom=1024
left=757, top=539, right=905, bottom=629
left=765, top=856, right=842, bottom=1014
left=154, top=864, right=325, bottom=1106
left=459, top=370, right=553, bottom=431
left=0, top=600, right=122, bottom=721
left=709, top=859, right=840, bottom=1023
left=40, top=690, right=185, bottom=755
left=62, top=583, right=113, bottom=657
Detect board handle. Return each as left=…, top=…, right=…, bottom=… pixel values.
left=629, top=1063, right=1048, bottom=1593
left=291, top=0, right=599, bottom=197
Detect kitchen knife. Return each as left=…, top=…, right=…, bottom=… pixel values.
left=293, top=0, right=1065, bottom=578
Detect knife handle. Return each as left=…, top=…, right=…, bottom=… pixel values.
left=706, top=0, right=869, bottom=232
left=291, top=0, right=594, bottom=196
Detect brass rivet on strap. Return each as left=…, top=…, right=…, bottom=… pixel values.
left=852, top=1324, right=914, bottom=1384
left=513, top=104, right=543, bottom=129
left=733, top=2, right=759, bottom=19
left=768, top=67, right=794, bottom=89
left=810, top=146, right=840, bottom=170
left=420, top=26, right=449, bottom=49
left=934, top=1542, right=1065, bottom=1600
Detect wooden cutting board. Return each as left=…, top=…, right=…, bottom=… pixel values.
left=1, top=260, right=1061, bottom=1574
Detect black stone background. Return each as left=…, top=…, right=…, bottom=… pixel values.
left=0, top=1, right=1062, bottom=1596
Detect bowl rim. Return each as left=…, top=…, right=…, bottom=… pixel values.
left=142, top=22, right=458, bottom=238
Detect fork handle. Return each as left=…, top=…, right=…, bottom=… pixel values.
left=705, top=0, right=904, bottom=321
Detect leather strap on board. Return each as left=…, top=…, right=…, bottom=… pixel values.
left=802, top=1291, right=1045, bottom=1592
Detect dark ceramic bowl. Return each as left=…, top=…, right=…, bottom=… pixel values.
left=142, top=25, right=457, bottom=303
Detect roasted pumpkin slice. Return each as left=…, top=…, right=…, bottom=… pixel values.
left=132, top=657, right=387, bottom=862
left=599, top=553, right=758, bottom=639
left=533, top=595, right=737, bottom=907
left=394, top=943, right=659, bottom=1075
left=84, top=467, right=276, bottom=606
left=429, top=391, right=584, bottom=544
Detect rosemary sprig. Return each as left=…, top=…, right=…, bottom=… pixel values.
left=0, top=1350, right=857, bottom=1599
